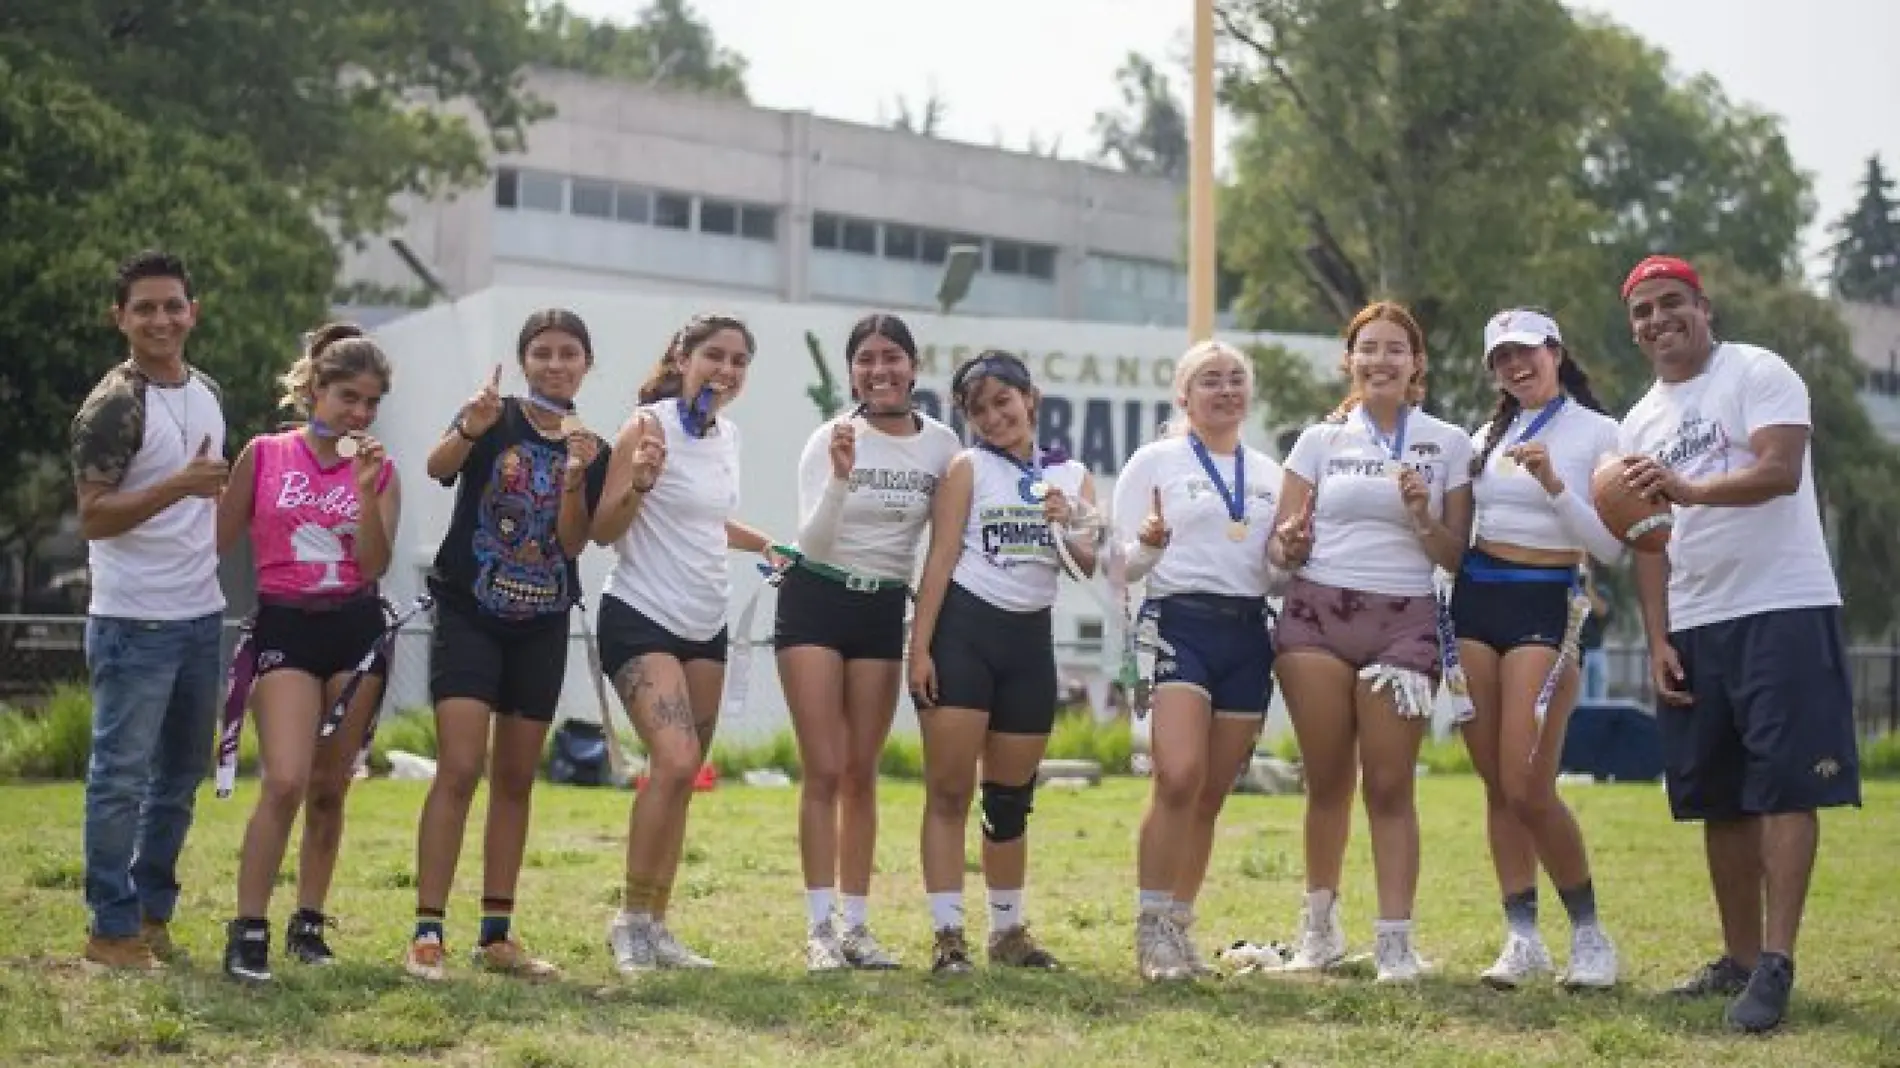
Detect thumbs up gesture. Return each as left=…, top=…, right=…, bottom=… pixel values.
left=461, top=364, right=504, bottom=437
left=1137, top=486, right=1171, bottom=549
left=174, top=433, right=228, bottom=498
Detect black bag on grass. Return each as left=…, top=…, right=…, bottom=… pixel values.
left=548, top=719, right=609, bottom=786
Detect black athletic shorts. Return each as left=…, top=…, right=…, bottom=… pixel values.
left=597, top=595, right=728, bottom=683
left=772, top=563, right=907, bottom=661
left=1450, top=549, right=1577, bottom=653
left=253, top=595, right=389, bottom=681
left=428, top=599, right=569, bottom=723
left=1662, top=605, right=1862, bottom=821
left=924, top=583, right=1055, bottom=735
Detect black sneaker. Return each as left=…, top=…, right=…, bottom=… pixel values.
left=1668, top=955, right=1750, bottom=997
left=223, top=920, right=272, bottom=983
left=931, top=927, right=974, bottom=976
left=1726, top=953, right=1794, bottom=1034
left=286, top=910, right=336, bottom=966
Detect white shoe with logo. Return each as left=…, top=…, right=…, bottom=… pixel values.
left=1283, top=890, right=1347, bottom=972
left=1561, top=924, right=1619, bottom=990
left=1480, top=930, right=1554, bottom=989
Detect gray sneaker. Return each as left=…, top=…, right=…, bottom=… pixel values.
left=1135, top=912, right=1191, bottom=982
left=607, top=913, right=656, bottom=975
left=1669, top=955, right=1751, bottom=998
left=1726, top=953, right=1794, bottom=1034
left=1169, top=907, right=1217, bottom=977
left=806, top=921, right=849, bottom=973
left=839, top=924, right=900, bottom=970
left=648, top=923, right=715, bottom=969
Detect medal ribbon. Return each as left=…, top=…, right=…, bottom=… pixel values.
left=1187, top=432, right=1246, bottom=526
left=1360, top=405, right=1410, bottom=461
left=978, top=441, right=1047, bottom=504
left=1511, top=396, right=1566, bottom=445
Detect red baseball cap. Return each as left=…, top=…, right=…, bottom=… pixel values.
left=1621, top=255, right=1702, bottom=301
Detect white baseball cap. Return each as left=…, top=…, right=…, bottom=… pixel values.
left=1483, top=308, right=1562, bottom=362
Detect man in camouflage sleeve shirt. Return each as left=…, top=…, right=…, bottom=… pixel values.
left=70, top=250, right=230, bottom=970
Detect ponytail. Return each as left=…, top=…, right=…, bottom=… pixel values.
left=636, top=312, right=754, bottom=405
left=279, top=322, right=389, bottom=415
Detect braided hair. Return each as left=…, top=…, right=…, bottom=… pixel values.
left=1470, top=342, right=1608, bottom=478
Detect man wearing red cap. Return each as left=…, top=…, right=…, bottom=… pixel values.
left=1614, top=255, right=1860, bottom=1033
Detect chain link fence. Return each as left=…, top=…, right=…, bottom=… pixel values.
left=4, top=613, right=1898, bottom=740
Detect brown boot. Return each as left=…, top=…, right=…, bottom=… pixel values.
left=141, top=919, right=185, bottom=964
left=987, top=924, right=1061, bottom=970
left=83, top=934, right=163, bottom=972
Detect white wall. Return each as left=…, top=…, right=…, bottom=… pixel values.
left=368, top=288, right=1344, bottom=738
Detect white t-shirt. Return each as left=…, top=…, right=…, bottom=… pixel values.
left=795, top=413, right=961, bottom=582
left=1283, top=408, right=1473, bottom=597
left=1471, top=399, right=1625, bottom=564
left=1617, top=342, right=1840, bottom=631
left=949, top=448, right=1090, bottom=613
left=85, top=376, right=227, bottom=620
left=603, top=399, right=741, bottom=642
left=1112, top=435, right=1282, bottom=599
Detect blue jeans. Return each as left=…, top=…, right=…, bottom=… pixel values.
left=82, top=613, right=224, bottom=937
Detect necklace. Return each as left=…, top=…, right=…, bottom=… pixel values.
left=149, top=380, right=189, bottom=451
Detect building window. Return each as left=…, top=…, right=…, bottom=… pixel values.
left=699, top=198, right=738, bottom=235
left=495, top=168, right=519, bottom=209
left=883, top=224, right=919, bottom=261
left=841, top=218, right=877, bottom=256
left=991, top=240, right=1024, bottom=275
left=654, top=192, right=692, bottom=230
left=615, top=185, right=651, bottom=224
left=518, top=171, right=564, bottom=213
left=1025, top=245, right=1056, bottom=281
left=740, top=205, right=777, bottom=242
left=570, top=179, right=613, bottom=219
left=813, top=212, right=842, bottom=249
left=919, top=230, right=949, bottom=265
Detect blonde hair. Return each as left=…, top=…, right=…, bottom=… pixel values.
left=1327, top=301, right=1428, bottom=422
left=278, top=322, right=392, bottom=415
left=1164, top=339, right=1254, bottom=437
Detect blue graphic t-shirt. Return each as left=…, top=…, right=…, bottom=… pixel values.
left=430, top=397, right=610, bottom=628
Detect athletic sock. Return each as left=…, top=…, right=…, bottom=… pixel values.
left=841, top=894, right=869, bottom=930
left=1557, top=879, right=1598, bottom=928
left=927, top=892, right=964, bottom=932
left=1503, top=887, right=1539, bottom=938
left=414, top=906, right=445, bottom=943
left=805, top=887, right=837, bottom=929
left=478, top=896, right=513, bottom=946
left=988, top=888, right=1024, bottom=932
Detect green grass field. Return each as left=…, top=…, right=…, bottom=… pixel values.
left=1, top=776, right=1894, bottom=1066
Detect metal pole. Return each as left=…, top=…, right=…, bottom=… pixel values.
left=1188, top=0, right=1217, bottom=342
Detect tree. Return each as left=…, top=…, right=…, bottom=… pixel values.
left=5, top=0, right=553, bottom=240
left=890, top=90, right=948, bottom=137
left=1828, top=155, right=1900, bottom=305
left=1215, top=0, right=1809, bottom=418
left=1092, top=53, right=1188, bottom=182
left=1213, top=0, right=1900, bottom=631
left=0, top=51, right=335, bottom=485
left=528, top=0, right=749, bottom=100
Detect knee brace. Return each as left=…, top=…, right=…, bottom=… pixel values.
left=979, top=779, right=1036, bottom=843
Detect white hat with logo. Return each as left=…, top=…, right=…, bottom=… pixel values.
left=1483, top=308, right=1562, bottom=363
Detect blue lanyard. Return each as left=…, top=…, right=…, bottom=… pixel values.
left=676, top=386, right=716, bottom=437
left=1512, top=396, right=1566, bottom=444
left=979, top=442, right=1047, bottom=504
left=1360, top=405, right=1410, bottom=460
left=525, top=392, right=574, bottom=415
left=1187, top=433, right=1246, bottom=524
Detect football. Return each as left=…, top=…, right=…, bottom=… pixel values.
left=1591, top=457, right=1674, bottom=552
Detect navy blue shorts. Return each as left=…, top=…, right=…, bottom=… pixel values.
left=1143, top=593, right=1275, bottom=715
left=1663, top=606, right=1862, bottom=822
left=1450, top=549, right=1576, bottom=653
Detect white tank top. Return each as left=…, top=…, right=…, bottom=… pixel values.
left=949, top=447, right=1089, bottom=613
left=603, top=399, right=740, bottom=642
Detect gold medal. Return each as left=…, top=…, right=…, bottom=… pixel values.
left=1496, top=453, right=1519, bottom=475
left=1226, top=519, right=1249, bottom=542
left=334, top=435, right=359, bottom=460
left=1029, top=480, right=1050, bottom=501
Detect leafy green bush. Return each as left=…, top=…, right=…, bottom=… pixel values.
left=878, top=733, right=924, bottom=780
left=1861, top=732, right=1900, bottom=779
left=1044, top=708, right=1133, bottom=774
left=0, top=684, right=95, bottom=780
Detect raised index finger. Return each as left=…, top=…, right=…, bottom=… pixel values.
left=1150, top=486, right=1164, bottom=517
left=487, top=364, right=502, bottom=391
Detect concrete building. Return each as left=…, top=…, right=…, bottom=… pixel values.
left=1843, top=300, right=1900, bottom=443
left=344, top=69, right=1193, bottom=326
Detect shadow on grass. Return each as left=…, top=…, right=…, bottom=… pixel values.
left=16, top=951, right=1892, bottom=1058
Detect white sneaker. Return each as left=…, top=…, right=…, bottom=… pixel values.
left=1169, top=908, right=1216, bottom=977
left=648, top=922, right=715, bottom=969
left=806, top=921, right=849, bottom=973
left=1480, top=930, right=1555, bottom=989
left=1561, top=924, right=1619, bottom=990
left=607, top=913, right=656, bottom=975
left=1283, top=891, right=1347, bottom=972
left=1373, top=926, right=1424, bottom=984
left=839, top=924, right=901, bottom=970
left=1135, top=912, right=1192, bottom=982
